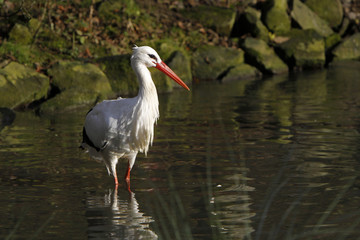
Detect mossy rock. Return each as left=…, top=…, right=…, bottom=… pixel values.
left=278, top=29, right=325, bottom=69
left=332, top=33, right=360, bottom=61
left=304, top=0, right=343, bottom=28
left=28, top=18, right=41, bottom=34
left=192, top=45, right=244, bottom=81
left=96, top=54, right=139, bottom=96
left=98, top=0, right=140, bottom=22
left=0, top=62, right=49, bottom=108
left=264, top=7, right=291, bottom=35
left=325, top=33, right=341, bottom=49
left=242, top=37, right=288, bottom=74
left=8, top=23, right=32, bottom=45
left=222, top=63, right=262, bottom=82
left=39, top=89, right=100, bottom=113
left=291, top=0, right=333, bottom=37
left=271, top=0, right=288, bottom=10
left=48, top=61, right=113, bottom=96
left=181, top=6, right=236, bottom=36
left=41, top=61, right=113, bottom=112
left=238, top=7, right=269, bottom=42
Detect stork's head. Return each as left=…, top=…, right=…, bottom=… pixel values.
left=131, top=45, right=190, bottom=91
left=131, top=45, right=162, bottom=68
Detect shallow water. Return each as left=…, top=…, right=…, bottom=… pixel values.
left=1, top=61, right=360, bottom=239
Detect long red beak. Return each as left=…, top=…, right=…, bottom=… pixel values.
left=155, top=61, right=190, bottom=91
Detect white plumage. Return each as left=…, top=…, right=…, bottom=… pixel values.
left=81, top=46, right=190, bottom=190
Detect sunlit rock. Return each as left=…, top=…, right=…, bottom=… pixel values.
left=331, top=33, right=360, bottom=61
left=291, top=0, right=334, bottom=37
left=325, top=33, right=342, bottom=50
left=304, top=0, right=343, bottom=28
left=40, top=61, right=113, bottom=113
left=39, top=89, right=100, bottom=113
left=192, top=45, right=244, bottom=81
left=49, top=61, right=112, bottom=94
left=8, top=23, right=32, bottom=45
left=242, top=37, right=288, bottom=74
left=221, top=63, right=262, bottom=82
left=0, top=62, right=49, bottom=108
left=181, top=5, right=236, bottom=36
left=264, top=0, right=291, bottom=35
left=277, top=29, right=325, bottom=69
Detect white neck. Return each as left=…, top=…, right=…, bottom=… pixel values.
left=132, top=61, right=158, bottom=100
left=130, top=61, right=160, bottom=154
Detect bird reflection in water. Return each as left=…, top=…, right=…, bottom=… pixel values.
left=86, top=188, right=157, bottom=239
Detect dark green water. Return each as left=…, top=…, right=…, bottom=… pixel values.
left=1, top=61, right=360, bottom=239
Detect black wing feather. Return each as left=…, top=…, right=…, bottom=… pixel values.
left=81, top=126, right=101, bottom=152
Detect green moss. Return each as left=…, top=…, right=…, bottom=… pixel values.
left=271, top=0, right=288, bottom=10
left=304, top=0, right=343, bottom=28
left=222, top=63, right=262, bottom=81
left=181, top=5, right=236, bottom=36
left=0, top=42, right=31, bottom=63
left=41, top=61, right=113, bottom=112
left=279, top=29, right=325, bottom=68
left=332, top=33, right=360, bottom=61
left=325, top=33, right=341, bottom=49
left=48, top=61, right=113, bottom=96
left=243, top=7, right=270, bottom=42
left=28, top=18, right=41, bottom=34
left=98, top=0, right=140, bottom=22
left=0, top=40, right=59, bottom=65
left=264, top=7, right=291, bottom=35
left=243, top=37, right=288, bottom=74
left=291, top=0, right=333, bottom=37
left=9, top=23, right=32, bottom=45
left=192, top=45, right=244, bottom=81
left=38, top=29, right=72, bottom=53
left=39, top=89, right=99, bottom=113
left=0, top=62, right=49, bottom=108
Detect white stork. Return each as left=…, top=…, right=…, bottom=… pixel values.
left=80, top=45, right=190, bottom=190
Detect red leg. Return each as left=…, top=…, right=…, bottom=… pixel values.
left=125, top=161, right=131, bottom=192
left=125, top=162, right=131, bottom=181
left=114, top=168, right=119, bottom=186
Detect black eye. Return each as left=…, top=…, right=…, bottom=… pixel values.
left=148, top=54, right=157, bottom=60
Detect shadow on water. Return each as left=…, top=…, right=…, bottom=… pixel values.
left=1, top=61, right=360, bottom=239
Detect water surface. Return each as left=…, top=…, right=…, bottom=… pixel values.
left=1, top=61, right=360, bottom=239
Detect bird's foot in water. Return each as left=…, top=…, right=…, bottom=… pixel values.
left=125, top=178, right=131, bottom=192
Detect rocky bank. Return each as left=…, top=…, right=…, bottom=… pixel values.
left=0, top=0, right=359, bottom=116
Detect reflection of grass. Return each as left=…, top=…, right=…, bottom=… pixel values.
left=5, top=208, right=26, bottom=240
left=148, top=172, right=359, bottom=239
left=5, top=209, right=55, bottom=240
left=255, top=167, right=358, bottom=240
left=149, top=173, right=193, bottom=240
